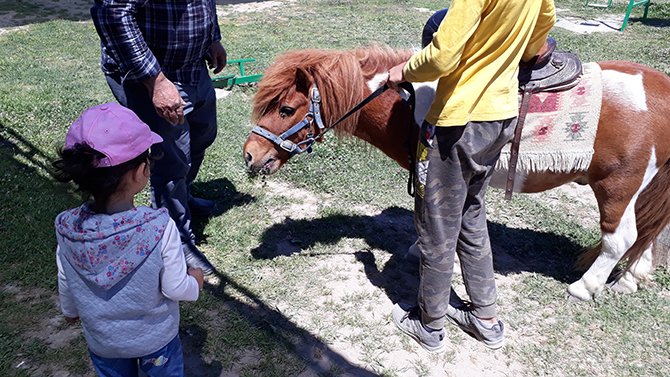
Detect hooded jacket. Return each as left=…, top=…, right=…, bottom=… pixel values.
left=55, top=204, right=198, bottom=358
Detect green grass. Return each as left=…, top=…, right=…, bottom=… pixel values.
left=0, top=0, right=669, bottom=376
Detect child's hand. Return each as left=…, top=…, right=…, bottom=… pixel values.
left=188, top=267, right=204, bottom=289
left=65, top=316, right=80, bottom=324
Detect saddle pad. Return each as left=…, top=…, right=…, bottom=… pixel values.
left=497, top=62, right=602, bottom=173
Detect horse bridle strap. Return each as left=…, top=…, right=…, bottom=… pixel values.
left=251, top=85, right=326, bottom=155
left=252, top=83, right=390, bottom=155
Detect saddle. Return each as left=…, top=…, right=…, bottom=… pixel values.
left=518, top=38, right=583, bottom=93
left=505, top=38, right=584, bottom=199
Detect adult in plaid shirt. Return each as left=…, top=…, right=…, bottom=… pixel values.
left=91, top=0, right=228, bottom=275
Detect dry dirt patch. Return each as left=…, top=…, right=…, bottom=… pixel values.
left=217, top=0, right=296, bottom=17
left=257, top=180, right=531, bottom=376
left=2, top=284, right=87, bottom=377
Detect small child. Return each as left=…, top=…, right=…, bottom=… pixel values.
left=53, top=103, right=204, bottom=376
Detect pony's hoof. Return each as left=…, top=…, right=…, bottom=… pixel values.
left=608, top=272, right=639, bottom=294
left=567, top=280, right=594, bottom=301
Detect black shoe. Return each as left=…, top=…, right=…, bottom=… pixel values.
left=188, top=196, right=216, bottom=217
left=182, top=242, right=216, bottom=275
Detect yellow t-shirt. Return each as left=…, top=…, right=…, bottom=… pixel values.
left=403, top=0, right=556, bottom=126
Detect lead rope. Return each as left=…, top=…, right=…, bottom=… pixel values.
left=395, top=82, right=418, bottom=198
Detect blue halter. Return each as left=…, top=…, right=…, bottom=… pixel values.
left=251, top=82, right=392, bottom=156
left=251, top=85, right=326, bottom=156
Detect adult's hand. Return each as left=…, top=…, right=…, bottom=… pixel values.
left=207, top=41, right=227, bottom=74
left=143, top=72, right=185, bottom=125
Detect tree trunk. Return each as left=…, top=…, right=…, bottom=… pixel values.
left=652, top=225, right=670, bottom=268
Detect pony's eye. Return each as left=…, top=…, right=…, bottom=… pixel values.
left=279, top=106, right=295, bottom=118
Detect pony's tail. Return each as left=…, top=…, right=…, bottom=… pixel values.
left=576, top=158, right=670, bottom=272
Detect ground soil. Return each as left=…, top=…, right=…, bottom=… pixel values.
left=2, top=2, right=609, bottom=376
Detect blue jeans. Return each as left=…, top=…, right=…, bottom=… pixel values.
left=89, top=335, right=184, bottom=377
left=105, top=67, right=218, bottom=244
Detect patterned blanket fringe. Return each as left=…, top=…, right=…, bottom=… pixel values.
left=497, top=150, right=593, bottom=173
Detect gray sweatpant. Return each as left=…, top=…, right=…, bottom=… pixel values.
left=414, top=119, right=516, bottom=329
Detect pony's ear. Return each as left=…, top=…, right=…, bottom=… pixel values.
left=295, top=68, right=311, bottom=93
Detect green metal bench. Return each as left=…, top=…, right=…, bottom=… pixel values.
left=584, top=0, right=651, bottom=31
left=211, top=58, right=263, bottom=89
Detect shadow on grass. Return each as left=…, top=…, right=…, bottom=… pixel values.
left=0, top=0, right=91, bottom=28
left=0, top=125, right=259, bottom=376
left=180, top=324, right=224, bottom=377
left=250, top=206, right=586, bottom=303
left=635, top=17, right=670, bottom=28
left=0, top=124, right=96, bottom=374
left=0, top=123, right=76, bottom=282
left=190, top=178, right=256, bottom=243
left=0, top=124, right=376, bottom=375
left=203, top=271, right=380, bottom=376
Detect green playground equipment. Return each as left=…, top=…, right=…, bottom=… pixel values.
left=211, top=58, right=263, bottom=89
left=584, top=0, right=651, bottom=31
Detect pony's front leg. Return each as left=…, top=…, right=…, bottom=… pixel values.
left=609, top=245, right=653, bottom=294
left=568, top=223, right=638, bottom=300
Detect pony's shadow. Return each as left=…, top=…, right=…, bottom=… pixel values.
left=189, top=178, right=255, bottom=243
left=251, top=207, right=586, bottom=304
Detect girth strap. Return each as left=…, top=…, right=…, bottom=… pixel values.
left=505, top=89, right=533, bottom=200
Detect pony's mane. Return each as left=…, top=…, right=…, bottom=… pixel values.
left=252, top=45, right=412, bottom=134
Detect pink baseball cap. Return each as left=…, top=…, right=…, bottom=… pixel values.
left=65, top=103, right=163, bottom=167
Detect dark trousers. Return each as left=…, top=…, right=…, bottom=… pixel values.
left=89, top=335, right=184, bottom=377
left=106, top=67, right=217, bottom=243
left=414, top=119, right=515, bottom=329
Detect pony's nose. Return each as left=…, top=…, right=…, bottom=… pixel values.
left=245, top=151, right=253, bottom=166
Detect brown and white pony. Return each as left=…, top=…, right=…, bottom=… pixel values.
left=242, top=46, right=670, bottom=301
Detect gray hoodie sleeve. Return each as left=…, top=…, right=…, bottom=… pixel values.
left=160, top=219, right=200, bottom=301
left=56, top=246, right=79, bottom=318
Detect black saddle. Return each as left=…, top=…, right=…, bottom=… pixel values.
left=518, top=38, right=583, bottom=93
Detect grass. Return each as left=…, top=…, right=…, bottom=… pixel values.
left=0, top=0, right=669, bottom=376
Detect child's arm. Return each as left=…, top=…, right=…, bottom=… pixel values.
left=56, top=246, right=79, bottom=323
left=522, top=0, right=557, bottom=62
left=160, top=220, right=200, bottom=301
left=402, top=0, right=485, bottom=83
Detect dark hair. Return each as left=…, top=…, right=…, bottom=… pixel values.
left=52, top=143, right=150, bottom=211
left=422, top=8, right=449, bottom=48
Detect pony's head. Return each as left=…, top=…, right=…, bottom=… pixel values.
left=243, top=46, right=411, bottom=175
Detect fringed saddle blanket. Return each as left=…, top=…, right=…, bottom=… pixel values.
left=497, top=62, right=603, bottom=173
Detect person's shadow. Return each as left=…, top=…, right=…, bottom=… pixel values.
left=250, top=206, right=588, bottom=305
left=189, top=178, right=256, bottom=243
left=202, top=270, right=381, bottom=376
left=180, top=325, right=223, bottom=377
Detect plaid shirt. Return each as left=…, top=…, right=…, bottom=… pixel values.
left=91, top=0, right=221, bottom=85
